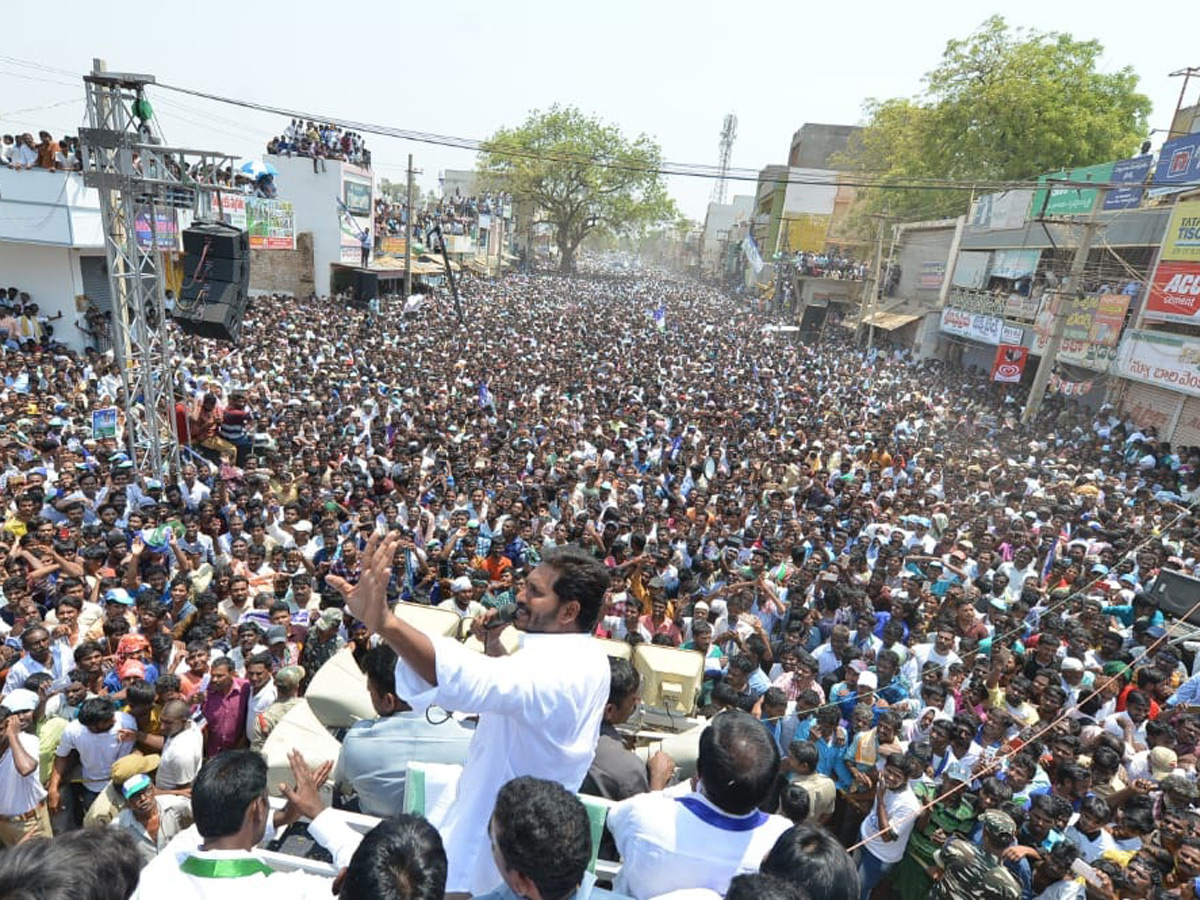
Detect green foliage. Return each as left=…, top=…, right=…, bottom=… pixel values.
left=836, top=16, right=1152, bottom=227
left=477, top=106, right=676, bottom=271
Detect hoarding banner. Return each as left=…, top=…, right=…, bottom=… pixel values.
left=952, top=251, right=989, bottom=289
left=1149, top=132, right=1200, bottom=197
left=1004, top=293, right=1042, bottom=321
left=1104, top=156, right=1153, bottom=210
left=134, top=209, right=179, bottom=249
left=1116, top=329, right=1200, bottom=397
left=939, top=307, right=1022, bottom=345
left=215, top=194, right=247, bottom=230
left=988, top=248, right=1040, bottom=280
left=1090, top=293, right=1130, bottom=346
left=1031, top=162, right=1113, bottom=216
left=1030, top=331, right=1118, bottom=371
left=380, top=236, right=407, bottom=255
left=917, top=261, right=945, bottom=289
left=1049, top=373, right=1094, bottom=396
left=245, top=198, right=295, bottom=250
left=91, top=408, right=118, bottom=440
left=991, top=344, right=1029, bottom=383
left=1162, top=200, right=1200, bottom=262
left=1144, top=261, right=1200, bottom=324
left=344, top=180, right=372, bottom=215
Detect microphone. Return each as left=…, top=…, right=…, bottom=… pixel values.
left=485, top=604, right=519, bottom=630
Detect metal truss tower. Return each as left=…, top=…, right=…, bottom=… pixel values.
left=79, top=61, right=239, bottom=477
left=710, top=114, right=737, bottom=206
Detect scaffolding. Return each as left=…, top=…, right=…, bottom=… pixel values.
left=78, top=61, right=240, bottom=477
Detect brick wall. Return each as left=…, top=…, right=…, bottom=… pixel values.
left=248, top=231, right=315, bottom=297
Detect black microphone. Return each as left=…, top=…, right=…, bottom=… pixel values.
left=485, top=604, right=519, bottom=630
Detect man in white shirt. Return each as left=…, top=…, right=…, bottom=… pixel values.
left=133, top=749, right=359, bottom=900
left=608, top=710, right=792, bottom=899
left=156, top=700, right=203, bottom=792
left=244, top=654, right=277, bottom=742
left=3, top=625, right=71, bottom=693
left=857, top=752, right=921, bottom=898
left=0, top=689, right=50, bottom=845
left=48, top=696, right=135, bottom=827
left=437, top=576, right=487, bottom=619
left=329, top=536, right=611, bottom=897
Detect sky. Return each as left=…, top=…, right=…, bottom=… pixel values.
left=5, top=1, right=1191, bottom=221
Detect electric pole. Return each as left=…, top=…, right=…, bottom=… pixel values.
left=862, top=216, right=886, bottom=349
left=1021, top=188, right=1108, bottom=424
left=404, top=153, right=414, bottom=296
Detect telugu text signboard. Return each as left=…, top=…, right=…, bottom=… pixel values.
left=1104, top=156, right=1153, bottom=210
left=939, top=307, right=1022, bottom=346
left=1116, top=330, right=1200, bottom=398
left=1032, top=162, right=1113, bottom=216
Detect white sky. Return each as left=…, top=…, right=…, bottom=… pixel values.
left=6, top=1, right=1191, bottom=221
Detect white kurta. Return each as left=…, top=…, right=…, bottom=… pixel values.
left=393, top=631, right=610, bottom=895
left=132, top=809, right=359, bottom=900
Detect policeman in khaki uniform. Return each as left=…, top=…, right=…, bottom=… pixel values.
left=931, top=810, right=1023, bottom=900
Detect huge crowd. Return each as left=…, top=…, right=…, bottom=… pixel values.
left=0, top=261, right=1195, bottom=900
left=266, top=118, right=371, bottom=170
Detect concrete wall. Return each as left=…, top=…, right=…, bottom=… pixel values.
left=272, top=156, right=373, bottom=294
left=701, top=196, right=754, bottom=270
left=442, top=169, right=476, bottom=198
left=788, top=124, right=861, bottom=169
left=0, top=168, right=104, bottom=248
left=248, top=232, right=315, bottom=297
left=0, top=242, right=99, bottom=353
left=894, top=225, right=956, bottom=303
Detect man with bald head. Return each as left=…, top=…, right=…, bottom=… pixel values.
left=157, top=699, right=203, bottom=793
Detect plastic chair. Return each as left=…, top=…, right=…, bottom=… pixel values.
left=577, top=793, right=616, bottom=874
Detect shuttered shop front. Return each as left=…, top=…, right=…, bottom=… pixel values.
left=1172, top=396, right=1200, bottom=449
left=1118, top=381, right=1182, bottom=438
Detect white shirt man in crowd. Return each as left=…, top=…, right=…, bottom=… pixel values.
left=0, top=689, right=50, bottom=845
left=328, top=535, right=612, bottom=896
left=607, top=709, right=792, bottom=899
left=156, top=699, right=203, bottom=792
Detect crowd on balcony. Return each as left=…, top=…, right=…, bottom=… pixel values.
left=779, top=248, right=868, bottom=280
left=1, top=132, right=81, bottom=172
left=266, top=119, right=370, bottom=171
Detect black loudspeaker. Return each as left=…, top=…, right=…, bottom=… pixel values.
left=182, top=254, right=247, bottom=284
left=182, top=221, right=249, bottom=259
left=352, top=269, right=378, bottom=307
left=179, top=222, right=251, bottom=344
left=175, top=281, right=246, bottom=343
left=1147, top=570, right=1200, bottom=627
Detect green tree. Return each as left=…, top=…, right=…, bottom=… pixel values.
left=477, top=106, right=676, bottom=271
left=837, top=16, right=1152, bottom=226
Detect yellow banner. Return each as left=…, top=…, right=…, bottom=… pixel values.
left=1164, top=200, right=1200, bottom=262
left=380, top=236, right=407, bottom=255
left=784, top=214, right=831, bottom=253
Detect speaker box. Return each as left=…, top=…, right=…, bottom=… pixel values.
left=182, top=221, right=249, bottom=260
left=175, top=280, right=247, bottom=343
left=352, top=269, right=378, bottom=307
left=182, top=254, right=247, bottom=284
left=1147, top=570, right=1200, bottom=627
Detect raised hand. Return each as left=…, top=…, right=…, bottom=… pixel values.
left=326, top=530, right=400, bottom=633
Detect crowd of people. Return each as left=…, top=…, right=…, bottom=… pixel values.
left=266, top=118, right=371, bottom=170
left=784, top=248, right=867, bottom=280
left=0, top=261, right=1195, bottom=899
left=1, top=131, right=81, bottom=171
left=373, top=190, right=511, bottom=254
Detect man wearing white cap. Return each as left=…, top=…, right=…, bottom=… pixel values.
left=0, top=689, right=50, bottom=845
left=437, top=576, right=486, bottom=619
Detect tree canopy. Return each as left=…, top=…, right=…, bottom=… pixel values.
left=836, top=16, right=1152, bottom=225
left=477, top=106, right=676, bottom=271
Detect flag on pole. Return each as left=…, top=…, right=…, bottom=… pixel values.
left=742, top=233, right=764, bottom=275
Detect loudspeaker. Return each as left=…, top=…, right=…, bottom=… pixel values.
left=182, top=221, right=249, bottom=260
left=1147, top=570, right=1200, bottom=627
left=174, top=281, right=247, bottom=343
left=182, top=254, right=247, bottom=284
left=352, top=269, right=378, bottom=307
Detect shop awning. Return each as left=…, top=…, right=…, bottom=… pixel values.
left=861, top=311, right=922, bottom=331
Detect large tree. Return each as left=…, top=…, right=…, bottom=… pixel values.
left=837, top=16, right=1152, bottom=226
left=477, top=106, right=676, bottom=271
